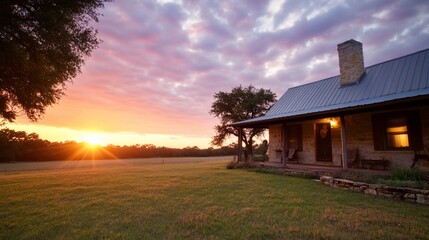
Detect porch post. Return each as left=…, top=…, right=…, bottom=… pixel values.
left=340, top=115, right=348, bottom=170
left=237, top=127, right=243, bottom=162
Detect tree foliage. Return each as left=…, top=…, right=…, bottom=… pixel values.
left=210, top=85, right=276, bottom=159
left=0, top=0, right=107, bottom=122
left=0, top=128, right=237, bottom=162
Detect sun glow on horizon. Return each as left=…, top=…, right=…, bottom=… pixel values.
left=82, top=133, right=104, bottom=146
left=6, top=123, right=214, bottom=148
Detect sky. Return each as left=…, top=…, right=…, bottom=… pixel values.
left=7, top=0, right=429, bottom=148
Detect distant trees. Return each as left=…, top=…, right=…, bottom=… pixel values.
left=210, top=85, right=276, bottom=161
left=0, top=128, right=48, bottom=161
left=0, top=128, right=236, bottom=162
left=0, top=0, right=107, bottom=122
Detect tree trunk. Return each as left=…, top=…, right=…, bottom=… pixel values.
left=240, top=132, right=254, bottom=162
left=246, top=143, right=253, bottom=163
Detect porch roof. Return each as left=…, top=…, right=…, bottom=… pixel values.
left=233, top=48, right=429, bottom=128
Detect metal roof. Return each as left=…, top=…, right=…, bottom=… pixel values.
left=234, top=48, right=429, bottom=127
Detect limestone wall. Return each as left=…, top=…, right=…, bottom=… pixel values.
left=267, top=105, right=429, bottom=168
left=345, top=105, right=429, bottom=169
left=320, top=176, right=429, bottom=205
left=296, top=118, right=342, bottom=166
left=268, top=124, right=282, bottom=162
left=268, top=119, right=343, bottom=166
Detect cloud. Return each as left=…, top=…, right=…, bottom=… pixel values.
left=16, top=0, right=429, bottom=147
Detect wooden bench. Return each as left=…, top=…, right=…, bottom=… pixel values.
left=361, top=159, right=389, bottom=170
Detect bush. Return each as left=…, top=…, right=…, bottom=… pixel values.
left=376, top=178, right=426, bottom=189
left=391, top=168, right=427, bottom=181
left=374, top=168, right=429, bottom=189
left=334, top=170, right=381, bottom=184
left=252, top=154, right=267, bottom=162
left=226, top=160, right=236, bottom=169
left=254, top=167, right=284, bottom=175
left=226, top=161, right=257, bottom=169
left=330, top=168, right=429, bottom=189
left=283, top=171, right=319, bottom=179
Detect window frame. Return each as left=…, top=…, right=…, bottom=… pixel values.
left=384, top=114, right=410, bottom=150
left=285, top=124, right=303, bottom=151
left=372, top=111, right=423, bottom=151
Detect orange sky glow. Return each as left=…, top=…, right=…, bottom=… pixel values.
left=5, top=1, right=429, bottom=148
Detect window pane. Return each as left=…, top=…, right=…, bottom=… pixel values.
left=288, top=126, right=298, bottom=149
left=387, top=126, right=407, bottom=133
left=387, top=133, right=409, bottom=148
left=288, top=139, right=297, bottom=149
left=286, top=125, right=301, bottom=150
left=386, top=117, right=409, bottom=148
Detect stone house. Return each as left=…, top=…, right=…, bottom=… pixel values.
left=233, top=40, right=429, bottom=170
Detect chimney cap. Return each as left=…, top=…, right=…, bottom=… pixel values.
left=337, top=39, right=362, bottom=50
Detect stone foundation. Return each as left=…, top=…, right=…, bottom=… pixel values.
left=320, top=176, right=429, bottom=204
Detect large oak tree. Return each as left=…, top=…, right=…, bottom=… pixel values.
left=0, top=0, right=107, bottom=122
left=210, top=85, right=276, bottom=160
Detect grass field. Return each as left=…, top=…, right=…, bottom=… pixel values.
left=1, top=157, right=429, bottom=240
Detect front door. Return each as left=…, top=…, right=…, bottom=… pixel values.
left=316, top=123, right=332, bottom=162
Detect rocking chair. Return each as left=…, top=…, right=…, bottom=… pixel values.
left=346, top=148, right=359, bottom=168
left=286, top=148, right=298, bottom=163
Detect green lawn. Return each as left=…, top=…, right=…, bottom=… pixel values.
left=1, top=158, right=428, bottom=240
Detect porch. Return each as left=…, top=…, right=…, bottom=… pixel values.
left=256, top=161, right=392, bottom=177
left=236, top=115, right=353, bottom=171
left=235, top=105, right=429, bottom=171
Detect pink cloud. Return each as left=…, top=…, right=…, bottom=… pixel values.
left=18, top=0, right=429, bottom=147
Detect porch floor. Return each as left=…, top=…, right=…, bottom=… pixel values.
left=257, top=161, right=391, bottom=177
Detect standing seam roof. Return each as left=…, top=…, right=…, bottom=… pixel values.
left=235, top=48, right=429, bottom=126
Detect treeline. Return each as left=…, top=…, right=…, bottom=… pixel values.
left=0, top=128, right=270, bottom=162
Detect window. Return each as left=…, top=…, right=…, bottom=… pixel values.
left=284, top=125, right=303, bottom=151
left=372, top=111, right=423, bottom=151
left=386, top=117, right=409, bottom=148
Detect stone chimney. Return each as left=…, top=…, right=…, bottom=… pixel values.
left=337, top=39, right=365, bottom=86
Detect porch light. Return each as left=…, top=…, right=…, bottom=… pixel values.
left=330, top=118, right=338, bottom=128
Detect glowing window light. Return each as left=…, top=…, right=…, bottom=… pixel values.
left=386, top=124, right=409, bottom=148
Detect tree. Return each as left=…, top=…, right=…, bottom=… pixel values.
left=210, top=85, right=276, bottom=161
left=0, top=128, right=43, bottom=161
left=0, top=0, right=107, bottom=122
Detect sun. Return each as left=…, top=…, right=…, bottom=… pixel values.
left=82, top=134, right=103, bottom=146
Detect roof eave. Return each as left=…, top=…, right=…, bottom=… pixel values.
left=231, top=94, right=429, bottom=128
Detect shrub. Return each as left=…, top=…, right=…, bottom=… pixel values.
left=226, top=161, right=257, bottom=169
left=376, top=178, right=426, bottom=189
left=330, top=168, right=429, bottom=189
left=283, top=171, right=319, bottom=179
left=254, top=167, right=284, bottom=175
left=373, top=168, right=429, bottom=189
left=391, top=168, right=427, bottom=181
left=252, top=154, right=267, bottom=162
left=226, top=160, right=236, bottom=169
left=334, top=170, right=380, bottom=184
